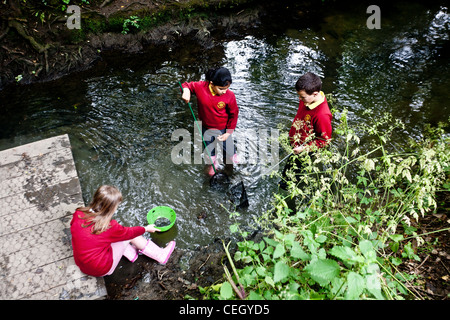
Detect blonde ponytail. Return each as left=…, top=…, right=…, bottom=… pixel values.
left=77, top=185, right=123, bottom=234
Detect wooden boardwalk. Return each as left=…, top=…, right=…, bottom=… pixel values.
left=0, top=134, right=106, bottom=300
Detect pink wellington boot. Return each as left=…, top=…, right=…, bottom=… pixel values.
left=138, top=239, right=176, bottom=265
left=122, top=243, right=139, bottom=262
left=207, top=155, right=218, bottom=176
left=227, top=153, right=239, bottom=165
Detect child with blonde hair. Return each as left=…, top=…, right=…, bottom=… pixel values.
left=70, top=185, right=175, bottom=277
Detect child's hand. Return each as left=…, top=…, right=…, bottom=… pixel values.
left=181, top=88, right=191, bottom=103
left=145, top=224, right=161, bottom=233
left=218, top=133, right=230, bottom=141
left=293, top=145, right=307, bottom=154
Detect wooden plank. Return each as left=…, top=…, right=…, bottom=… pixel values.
left=0, top=134, right=106, bottom=300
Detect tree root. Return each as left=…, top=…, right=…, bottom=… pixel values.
left=0, top=26, right=10, bottom=42
left=100, top=0, right=113, bottom=8
left=8, top=19, right=51, bottom=53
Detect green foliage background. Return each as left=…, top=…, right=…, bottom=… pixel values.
left=198, top=99, right=450, bottom=300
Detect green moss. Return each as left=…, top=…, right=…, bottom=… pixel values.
left=68, top=28, right=86, bottom=44
left=106, top=16, right=126, bottom=33
left=66, top=0, right=260, bottom=40
left=83, top=15, right=108, bottom=34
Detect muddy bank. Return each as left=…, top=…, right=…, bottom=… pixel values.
left=0, top=0, right=312, bottom=90
left=104, top=221, right=264, bottom=300
left=105, top=225, right=264, bottom=300
left=104, top=239, right=232, bottom=300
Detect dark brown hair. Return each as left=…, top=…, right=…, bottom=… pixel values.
left=295, top=72, right=322, bottom=94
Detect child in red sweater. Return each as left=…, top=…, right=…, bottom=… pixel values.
left=280, top=72, right=332, bottom=191
left=181, top=67, right=239, bottom=175
left=70, top=185, right=175, bottom=277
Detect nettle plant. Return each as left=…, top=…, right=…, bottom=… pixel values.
left=206, top=105, right=449, bottom=300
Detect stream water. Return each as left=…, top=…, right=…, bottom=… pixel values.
left=1, top=2, right=449, bottom=253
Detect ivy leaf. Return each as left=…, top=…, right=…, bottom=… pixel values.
left=346, top=272, right=365, bottom=299
left=273, top=261, right=290, bottom=283
left=305, top=259, right=340, bottom=287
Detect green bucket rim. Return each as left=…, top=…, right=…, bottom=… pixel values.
left=147, top=206, right=176, bottom=232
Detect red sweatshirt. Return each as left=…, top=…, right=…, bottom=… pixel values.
left=182, top=81, right=239, bottom=133
left=70, top=210, right=145, bottom=277
left=289, top=94, right=332, bottom=149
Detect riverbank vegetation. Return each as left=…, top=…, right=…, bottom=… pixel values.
left=200, top=101, right=450, bottom=300
left=0, top=0, right=265, bottom=88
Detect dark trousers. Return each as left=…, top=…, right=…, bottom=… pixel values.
left=202, top=128, right=236, bottom=159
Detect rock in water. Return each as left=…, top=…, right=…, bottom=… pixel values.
left=155, top=217, right=171, bottom=227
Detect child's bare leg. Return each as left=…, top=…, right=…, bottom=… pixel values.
left=130, top=235, right=148, bottom=250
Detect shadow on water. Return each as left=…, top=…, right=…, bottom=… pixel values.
left=0, top=1, right=449, bottom=254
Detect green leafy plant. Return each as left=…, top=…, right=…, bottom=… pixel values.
left=202, top=105, right=449, bottom=300
left=122, top=16, right=141, bottom=34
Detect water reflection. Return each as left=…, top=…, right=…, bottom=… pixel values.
left=336, top=4, right=450, bottom=143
